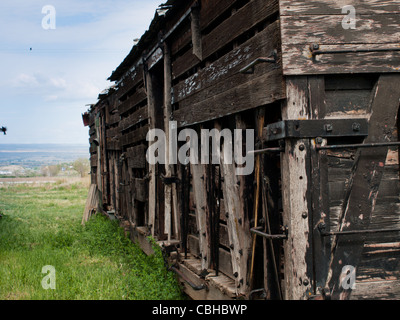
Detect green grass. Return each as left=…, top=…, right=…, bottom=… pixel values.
left=0, top=180, right=183, bottom=300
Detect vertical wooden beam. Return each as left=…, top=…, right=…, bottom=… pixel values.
left=146, top=70, right=157, bottom=237
left=280, top=77, right=313, bottom=300
left=218, top=118, right=251, bottom=296
left=190, top=3, right=203, bottom=61
left=164, top=42, right=173, bottom=241
left=308, top=76, right=330, bottom=294
left=191, top=162, right=210, bottom=271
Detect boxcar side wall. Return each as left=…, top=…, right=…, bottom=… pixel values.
left=85, top=0, right=400, bottom=300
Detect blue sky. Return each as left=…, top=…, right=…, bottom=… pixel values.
left=0, top=1, right=162, bottom=144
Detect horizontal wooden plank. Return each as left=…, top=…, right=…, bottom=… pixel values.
left=280, top=12, right=400, bottom=75
left=280, top=0, right=400, bottom=16
left=173, top=21, right=280, bottom=103
left=118, top=88, right=147, bottom=115
left=119, top=106, right=149, bottom=132
left=281, top=14, right=400, bottom=45
left=106, top=113, right=120, bottom=126
left=172, top=0, right=279, bottom=79
left=90, top=155, right=97, bottom=167
left=120, top=124, right=149, bottom=147
left=106, top=138, right=121, bottom=151
left=282, top=43, right=400, bottom=75
left=351, top=280, right=400, bottom=300
left=127, top=144, right=147, bottom=169
left=173, top=65, right=285, bottom=127
left=117, top=65, right=144, bottom=100
left=325, top=89, right=372, bottom=115
left=200, top=0, right=238, bottom=30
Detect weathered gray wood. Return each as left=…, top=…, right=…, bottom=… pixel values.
left=191, top=163, right=211, bottom=270
left=127, top=144, right=147, bottom=169
left=172, top=0, right=279, bottom=79
left=146, top=71, right=157, bottom=236
left=190, top=7, right=202, bottom=61
left=326, top=74, right=400, bottom=300
left=118, top=88, right=147, bottom=115
left=350, top=280, right=400, bottom=300
left=280, top=11, right=400, bottom=75
left=119, top=124, right=149, bottom=147
left=217, top=120, right=251, bottom=296
left=173, top=68, right=284, bottom=127
left=280, top=0, right=400, bottom=16
left=173, top=21, right=280, bottom=103
left=119, top=107, right=148, bottom=132
left=117, top=65, right=144, bottom=100
left=280, top=77, right=313, bottom=300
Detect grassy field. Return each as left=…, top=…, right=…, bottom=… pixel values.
left=0, top=178, right=183, bottom=300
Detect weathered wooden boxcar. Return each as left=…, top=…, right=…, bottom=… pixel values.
left=84, top=0, right=400, bottom=300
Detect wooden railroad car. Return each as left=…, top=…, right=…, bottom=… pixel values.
left=83, top=0, right=400, bottom=300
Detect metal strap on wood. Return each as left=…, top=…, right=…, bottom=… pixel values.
left=310, top=43, right=400, bottom=57
left=239, top=50, right=278, bottom=74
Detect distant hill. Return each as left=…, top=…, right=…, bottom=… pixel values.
left=0, top=144, right=89, bottom=169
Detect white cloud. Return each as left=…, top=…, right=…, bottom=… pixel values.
left=13, top=73, right=40, bottom=87
left=0, top=0, right=162, bottom=144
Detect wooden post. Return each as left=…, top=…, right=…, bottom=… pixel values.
left=217, top=118, right=251, bottom=296
left=191, top=161, right=210, bottom=271
left=190, top=4, right=202, bottom=61
left=146, top=70, right=157, bottom=237
left=163, top=42, right=173, bottom=241
left=280, top=77, right=313, bottom=300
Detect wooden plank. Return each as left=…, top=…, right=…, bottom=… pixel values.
left=127, top=144, right=147, bottom=169
left=173, top=21, right=280, bottom=103
left=118, top=88, right=147, bottom=115
left=280, top=0, right=400, bottom=16
left=350, top=280, right=400, bottom=300
left=146, top=70, right=157, bottom=237
left=280, top=77, right=313, bottom=300
left=191, top=163, right=211, bottom=270
left=326, top=74, right=400, bottom=300
left=116, top=65, right=144, bottom=100
left=280, top=12, right=400, bottom=75
left=174, top=68, right=284, bottom=127
left=199, top=0, right=238, bottom=31
left=191, top=7, right=202, bottom=60
left=119, top=124, right=149, bottom=147
left=281, top=15, right=400, bottom=45
left=217, top=120, right=251, bottom=296
left=283, top=43, right=400, bottom=75
left=119, top=106, right=148, bottom=132
left=172, top=0, right=279, bottom=79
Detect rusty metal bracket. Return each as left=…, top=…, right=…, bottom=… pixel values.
left=169, top=265, right=206, bottom=291
left=317, top=141, right=400, bottom=151
left=264, top=119, right=368, bottom=142
left=239, top=50, right=278, bottom=74
left=310, top=43, right=400, bottom=57
left=250, top=226, right=288, bottom=240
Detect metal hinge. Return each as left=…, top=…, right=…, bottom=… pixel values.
left=263, top=119, right=368, bottom=142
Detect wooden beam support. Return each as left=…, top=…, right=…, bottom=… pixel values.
left=280, top=77, right=314, bottom=300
